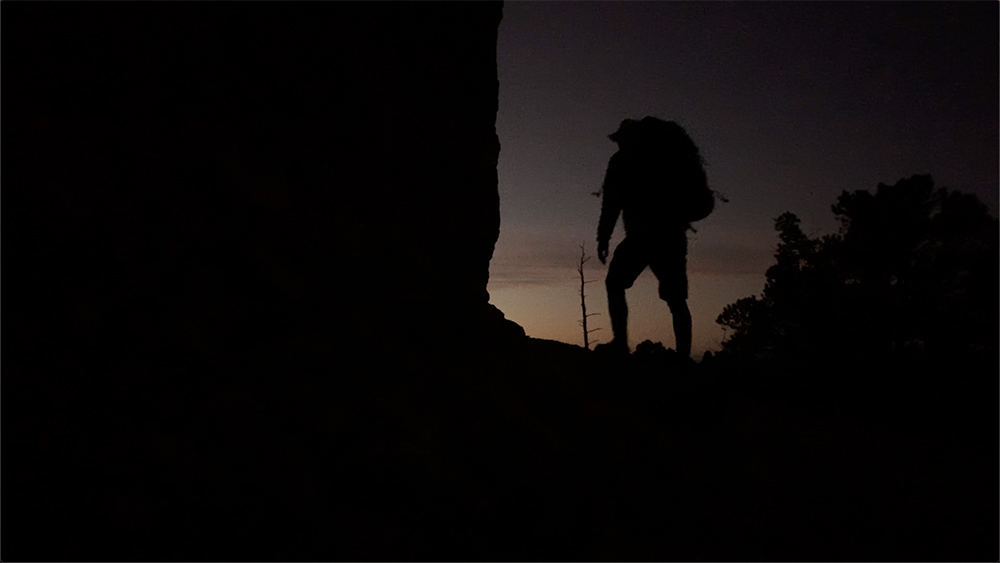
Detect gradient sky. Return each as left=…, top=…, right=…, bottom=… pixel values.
left=485, top=1, right=998, bottom=357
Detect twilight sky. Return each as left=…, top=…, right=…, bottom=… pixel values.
left=485, top=1, right=998, bottom=357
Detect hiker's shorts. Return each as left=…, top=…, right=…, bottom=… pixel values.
left=606, top=234, right=688, bottom=302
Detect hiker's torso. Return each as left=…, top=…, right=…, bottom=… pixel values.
left=611, top=149, right=691, bottom=240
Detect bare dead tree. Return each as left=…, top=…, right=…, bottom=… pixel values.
left=577, top=243, right=602, bottom=349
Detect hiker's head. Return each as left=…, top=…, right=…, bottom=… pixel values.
left=609, top=119, right=641, bottom=148
left=610, top=116, right=705, bottom=169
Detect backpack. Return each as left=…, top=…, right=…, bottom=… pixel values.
left=639, top=117, right=715, bottom=223
left=678, top=166, right=715, bottom=223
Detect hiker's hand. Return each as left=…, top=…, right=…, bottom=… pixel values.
left=597, top=241, right=609, bottom=264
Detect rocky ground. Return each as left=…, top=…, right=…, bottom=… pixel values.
left=6, top=335, right=996, bottom=561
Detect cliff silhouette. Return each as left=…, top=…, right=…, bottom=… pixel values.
left=5, top=3, right=996, bottom=561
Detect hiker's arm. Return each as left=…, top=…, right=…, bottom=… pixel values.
left=597, top=153, right=624, bottom=264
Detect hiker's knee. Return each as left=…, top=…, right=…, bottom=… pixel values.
left=664, top=295, right=689, bottom=315
left=606, top=273, right=630, bottom=293
left=659, top=283, right=685, bottom=304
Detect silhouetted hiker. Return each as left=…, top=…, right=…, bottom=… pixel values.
left=595, top=117, right=713, bottom=359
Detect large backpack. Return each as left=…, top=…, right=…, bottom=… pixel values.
left=642, top=118, right=714, bottom=223
left=676, top=162, right=714, bottom=223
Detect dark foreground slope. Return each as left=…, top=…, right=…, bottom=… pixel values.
left=7, top=335, right=996, bottom=561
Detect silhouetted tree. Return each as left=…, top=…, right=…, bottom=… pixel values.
left=578, top=244, right=602, bottom=349
left=634, top=339, right=669, bottom=358
left=717, top=175, right=998, bottom=370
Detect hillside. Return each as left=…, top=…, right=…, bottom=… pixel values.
left=8, top=334, right=995, bottom=560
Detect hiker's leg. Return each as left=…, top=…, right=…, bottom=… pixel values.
left=650, top=234, right=691, bottom=358
left=605, top=237, right=648, bottom=350
left=666, top=298, right=692, bottom=359
left=607, top=280, right=628, bottom=347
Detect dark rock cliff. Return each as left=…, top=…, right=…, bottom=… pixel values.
left=8, top=4, right=527, bottom=557
left=10, top=3, right=518, bottom=379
